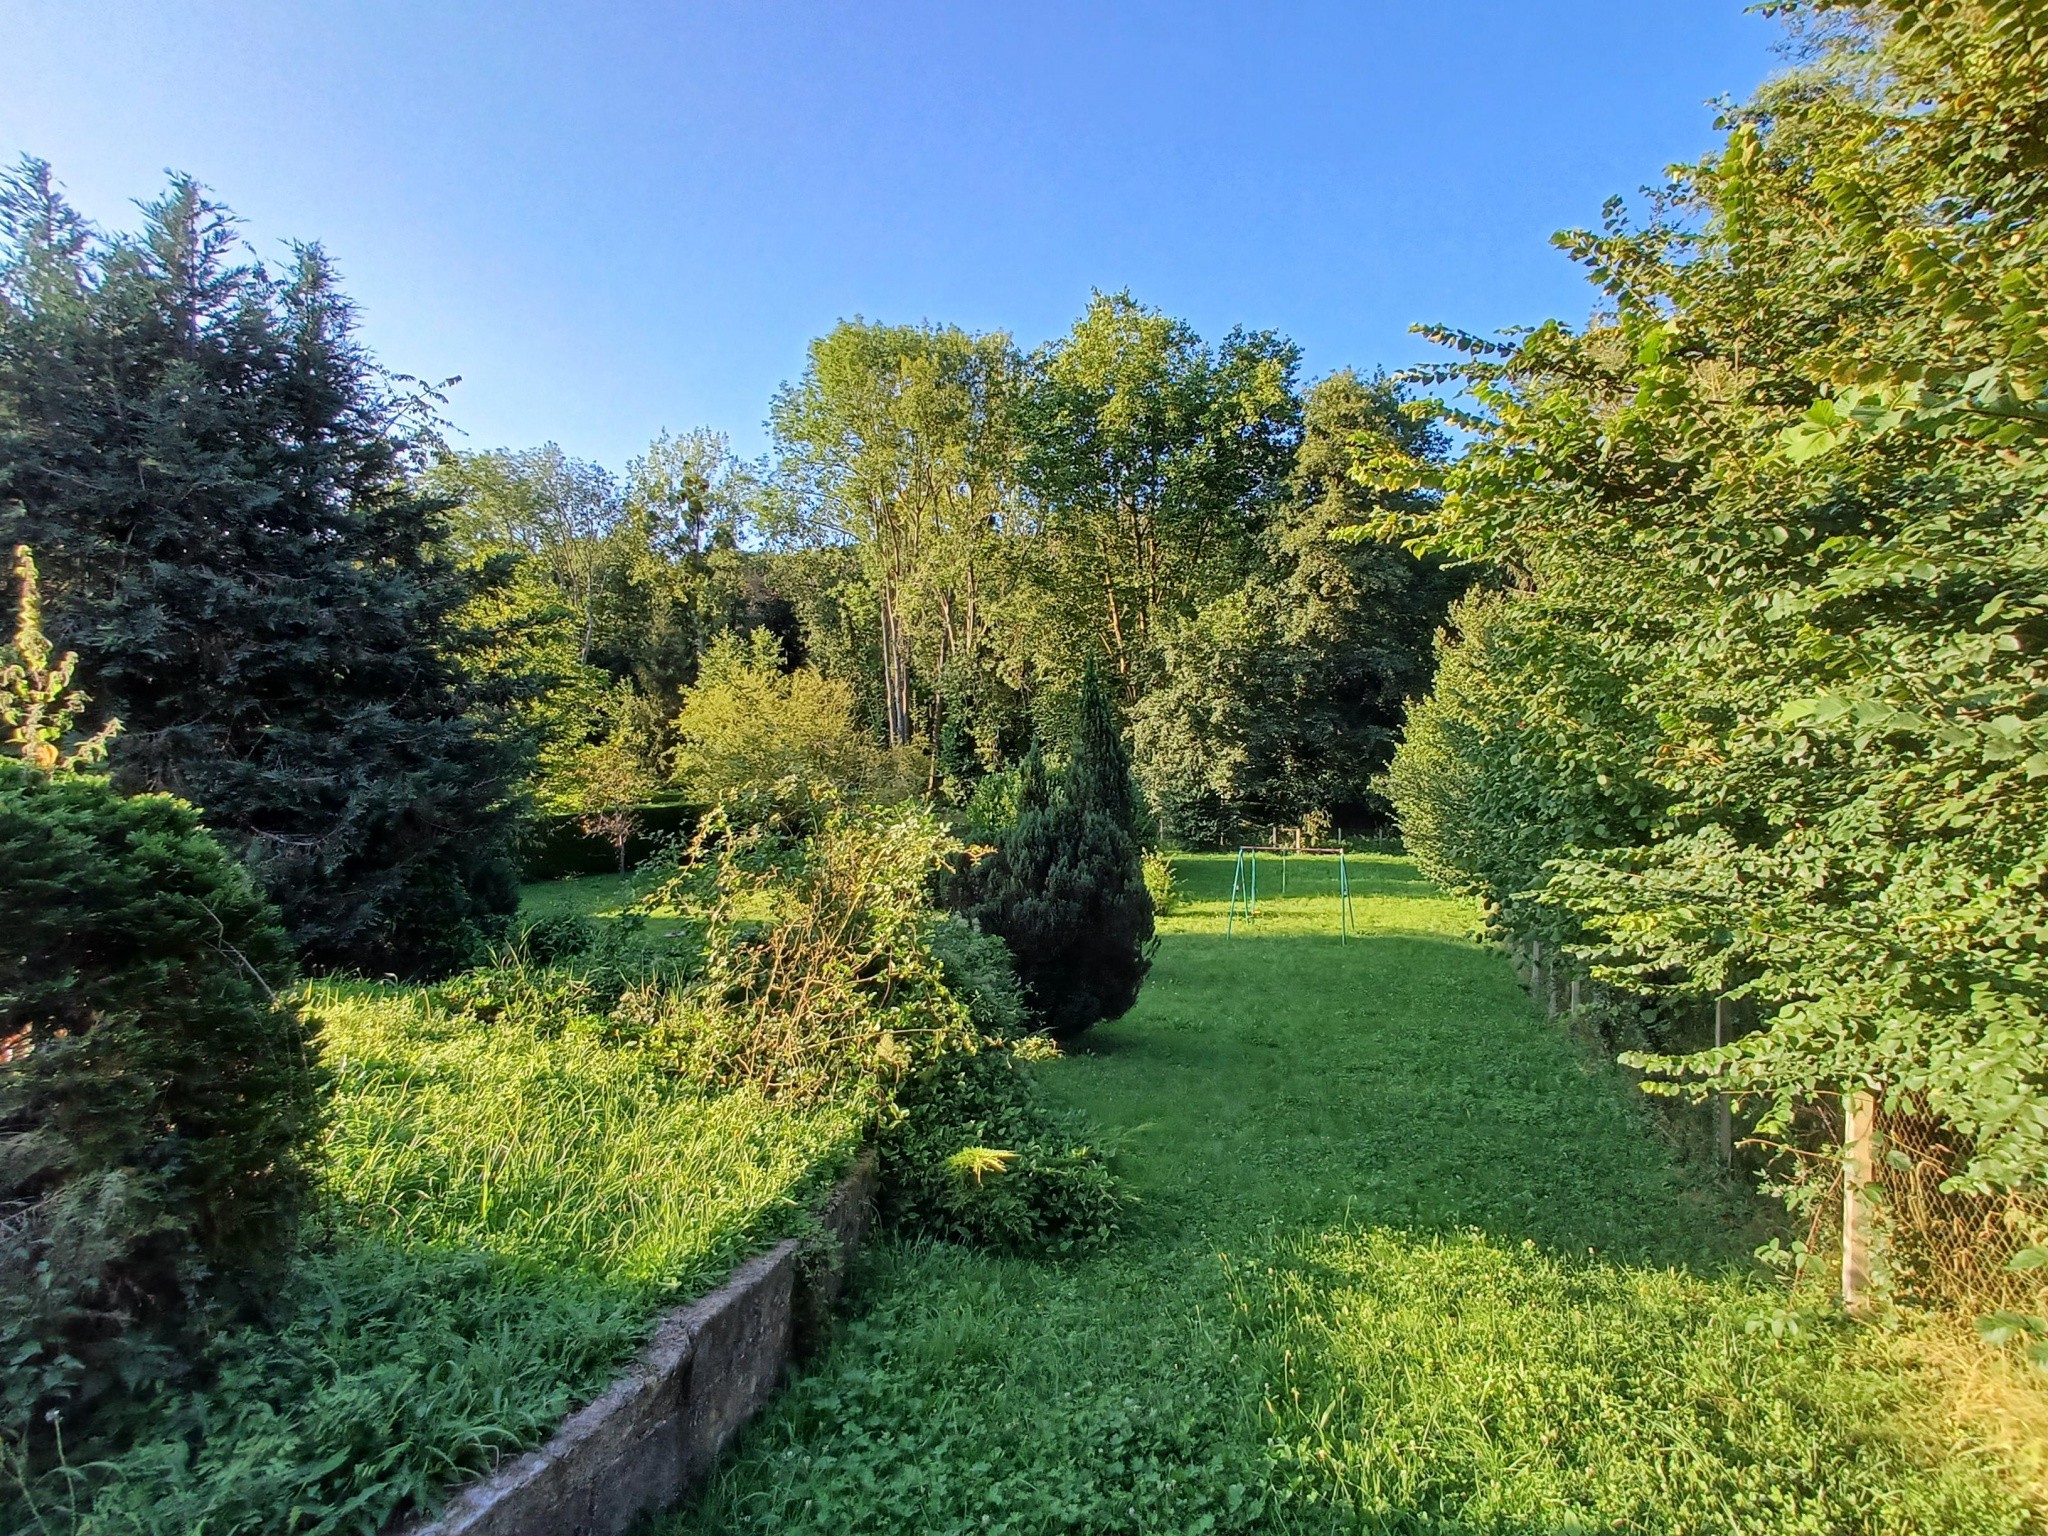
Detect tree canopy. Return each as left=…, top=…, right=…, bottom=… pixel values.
left=0, top=161, right=522, bottom=975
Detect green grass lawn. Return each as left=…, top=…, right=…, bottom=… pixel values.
left=667, top=854, right=2037, bottom=1536
left=518, top=869, right=691, bottom=936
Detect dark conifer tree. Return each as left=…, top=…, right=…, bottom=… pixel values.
left=0, top=162, right=520, bottom=975
left=976, top=664, right=1154, bottom=1036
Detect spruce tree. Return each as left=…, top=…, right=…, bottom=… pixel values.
left=977, top=664, right=1154, bottom=1036
left=0, top=161, right=521, bottom=975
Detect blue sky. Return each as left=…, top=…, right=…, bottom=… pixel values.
left=3, top=1, right=1781, bottom=469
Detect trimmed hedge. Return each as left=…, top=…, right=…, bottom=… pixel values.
left=516, top=802, right=704, bottom=881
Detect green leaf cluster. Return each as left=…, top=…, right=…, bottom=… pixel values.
left=1133, top=371, right=1459, bottom=845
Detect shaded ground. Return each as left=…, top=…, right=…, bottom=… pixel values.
left=664, top=854, right=2034, bottom=1535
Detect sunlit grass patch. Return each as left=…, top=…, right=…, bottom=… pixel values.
left=669, top=855, right=2044, bottom=1536
left=5, top=921, right=866, bottom=1535
left=519, top=870, right=692, bottom=935
left=316, top=981, right=862, bottom=1296
left=1239, top=1225, right=2031, bottom=1533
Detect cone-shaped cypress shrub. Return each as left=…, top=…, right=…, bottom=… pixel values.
left=0, top=759, right=319, bottom=1431
left=976, top=665, right=1154, bottom=1036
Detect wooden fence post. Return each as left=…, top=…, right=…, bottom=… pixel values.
left=1841, top=1088, right=1876, bottom=1313
left=1713, top=996, right=1735, bottom=1168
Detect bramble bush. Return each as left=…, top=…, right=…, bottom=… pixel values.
left=625, top=799, right=1127, bottom=1247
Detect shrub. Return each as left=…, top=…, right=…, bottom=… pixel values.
left=880, top=1047, right=1122, bottom=1254
left=0, top=761, right=319, bottom=1434
left=1142, top=851, right=1180, bottom=916
left=923, top=916, right=1031, bottom=1038
left=635, top=801, right=978, bottom=1100
left=960, top=762, right=1023, bottom=844
left=976, top=666, right=1155, bottom=1036
left=520, top=911, right=601, bottom=965
left=638, top=816, right=1121, bottom=1251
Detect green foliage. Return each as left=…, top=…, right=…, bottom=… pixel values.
left=425, top=432, right=763, bottom=817
left=315, top=983, right=860, bottom=1292
left=757, top=295, right=1315, bottom=795
left=1386, top=590, right=1666, bottom=937
left=1020, top=292, right=1304, bottom=697
left=959, top=759, right=1023, bottom=843
left=0, top=761, right=318, bottom=1435
left=1242, top=1229, right=2029, bottom=1531
left=1141, top=849, right=1179, bottom=915
left=670, top=631, right=892, bottom=808
left=879, top=1048, right=1122, bottom=1255
left=2, top=1244, right=649, bottom=1536
left=2, top=973, right=861, bottom=1533
left=889, top=914, right=1120, bottom=1250
left=1381, top=4, right=2048, bottom=1197
left=1131, top=372, right=1458, bottom=845
left=923, top=915, right=1030, bottom=1039
left=977, top=668, right=1156, bottom=1036
left=2, top=544, right=118, bottom=773
left=0, top=161, right=522, bottom=977
left=769, top=320, right=1021, bottom=750
left=634, top=800, right=979, bottom=1100
left=518, top=910, right=602, bottom=966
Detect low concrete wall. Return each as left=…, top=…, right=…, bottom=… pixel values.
left=394, top=1151, right=878, bottom=1536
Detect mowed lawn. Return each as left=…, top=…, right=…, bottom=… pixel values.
left=669, top=854, right=2036, bottom=1536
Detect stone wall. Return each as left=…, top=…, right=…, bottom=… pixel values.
left=393, top=1151, right=878, bottom=1536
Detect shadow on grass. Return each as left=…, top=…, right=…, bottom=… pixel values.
left=1066, top=925, right=1763, bottom=1276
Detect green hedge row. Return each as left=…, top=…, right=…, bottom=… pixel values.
left=516, top=802, right=704, bottom=882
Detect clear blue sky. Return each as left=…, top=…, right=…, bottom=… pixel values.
left=3, top=1, right=1781, bottom=469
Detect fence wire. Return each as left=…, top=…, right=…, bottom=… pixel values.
left=1538, top=953, right=2043, bottom=1320
left=1874, top=1102, right=2047, bottom=1317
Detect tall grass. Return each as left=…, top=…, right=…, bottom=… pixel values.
left=318, top=983, right=862, bottom=1296
left=5, top=965, right=863, bottom=1535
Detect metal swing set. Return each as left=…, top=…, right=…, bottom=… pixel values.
left=1225, top=825, right=1357, bottom=938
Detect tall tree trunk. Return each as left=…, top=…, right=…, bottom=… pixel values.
left=878, top=585, right=913, bottom=748
left=1103, top=575, right=1130, bottom=689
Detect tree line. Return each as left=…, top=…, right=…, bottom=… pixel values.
left=1381, top=0, right=2048, bottom=1225
left=1, top=173, right=1457, bottom=978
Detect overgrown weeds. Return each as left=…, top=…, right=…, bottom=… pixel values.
left=3, top=800, right=1128, bottom=1533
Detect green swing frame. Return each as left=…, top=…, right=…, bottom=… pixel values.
left=1225, top=830, right=1357, bottom=938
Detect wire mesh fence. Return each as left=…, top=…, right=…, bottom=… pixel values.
left=1876, top=1101, right=2048, bottom=1317
left=1518, top=941, right=2045, bottom=1320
